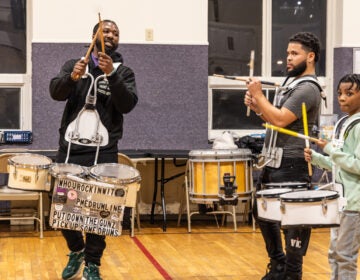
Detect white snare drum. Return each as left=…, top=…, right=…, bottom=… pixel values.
left=263, top=182, right=308, bottom=190
left=188, top=149, right=252, bottom=203
left=256, top=188, right=293, bottom=222
left=89, top=163, right=141, bottom=208
left=280, top=190, right=340, bottom=228
left=8, top=153, right=52, bottom=191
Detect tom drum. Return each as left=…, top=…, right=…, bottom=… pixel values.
left=88, top=163, right=141, bottom=208
left=7, top=153, right=52, bottom=191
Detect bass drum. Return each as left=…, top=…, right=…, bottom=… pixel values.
left=188, top=149, right=252, bottom=203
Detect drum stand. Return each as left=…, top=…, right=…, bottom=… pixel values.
left=181, top=161, right=253, bottom=233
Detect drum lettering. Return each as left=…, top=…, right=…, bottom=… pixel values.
left=96, top=186, right=115, bottom=196
left=97, top=227, right=119, bottom=236
left=59, top=179, right=95, bottom=193
left=66, top=213, right=84, bottom=223
left=98, top=219, right=116, bottom=229
left=76, top=198, right=110, bottom=211
left=111, top=205, right=123, bottom=213
left=53, top=210, right=67, bottom=220
left=84, top=216, right=99, bottom=225
left=80, top=224, right=98, bottom=233
left=52, top=219, right=69, bottom=229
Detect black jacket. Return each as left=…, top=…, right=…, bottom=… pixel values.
left=49, top=52, right=138, bottom=156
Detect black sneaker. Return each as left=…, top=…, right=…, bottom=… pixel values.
left=82, top=262, right=102, bottom=280
left=261, top=260, right=285, bottom=280
left=62, top=251, right=84, bottom=280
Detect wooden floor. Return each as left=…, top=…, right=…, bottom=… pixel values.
left=0, top=217, right=358, bottom=280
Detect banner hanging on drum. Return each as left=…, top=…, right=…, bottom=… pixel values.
left=49, top=175, right=128, bottom=236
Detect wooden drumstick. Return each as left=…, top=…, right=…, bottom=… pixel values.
left=302, top=102, right=313, bottom=177
left=72, top=26, right=102, bottom=81
left=246, top=50, right=255, bottom=117
left=98, top=12, right=105, bottom=53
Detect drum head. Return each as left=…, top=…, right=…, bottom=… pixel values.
left=189, top=149, right=252, bottom=159
left=264, top=182, right=308, bottom=189
left=256, top=188, right=293, bottom=198
left=8, top=153, right=52, bottom=169
left=89, top=163, right=141, bottom=185
left=280, top=190, right=339, bottom=202
left=50, top=163, right=86, bottom=177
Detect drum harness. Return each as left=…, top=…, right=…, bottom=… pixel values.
left=256, top=76, right=326, bottom=169
left=64, top=63, right=121, bottom=165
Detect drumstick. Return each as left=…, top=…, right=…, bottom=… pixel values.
left=302, top=102, right=313, bottom=177
left=262, top=123, right=319, bottom=143
left=72, top=26, right=102, bottom=80
left=213, top=74, right=280, bottom=87
left=246, top=50, right=255, bottom=117
left=98, top=12, right=105, bottom=53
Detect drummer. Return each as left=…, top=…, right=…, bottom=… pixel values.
left=244, top=32, right=322, bottom=280
left=305, top=73, right=360, bottom=280
left=49, top=19, right=138, bottom=280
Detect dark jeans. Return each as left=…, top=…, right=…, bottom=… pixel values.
left=254, top=157, right=312, bottom=277
left=56, top=150, right=118, bottom=266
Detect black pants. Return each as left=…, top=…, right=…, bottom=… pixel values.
left=56, top=150, right=118, bottom=266
left=254, top=157, right=312, bottom=276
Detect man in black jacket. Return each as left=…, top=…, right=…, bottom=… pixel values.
left=49, top=19, right=138, bottom=280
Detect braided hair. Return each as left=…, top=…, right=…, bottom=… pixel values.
left=337, top=74, right=360, bottom=91
left=289, top=32, right=321, bottom=62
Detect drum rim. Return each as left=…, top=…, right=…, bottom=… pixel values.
left=8, top=153, right=52, bottom=169
left=264, top=181, right=308, bottom=186
left=49, top=163, right=86, bottom=177
left=189, top=149, right=252, bottom=158
left=256, top=188, right=293, bottom=198
left=89, top=163, right=141, bottom=184
left=280, top=190, right=339, bottom=202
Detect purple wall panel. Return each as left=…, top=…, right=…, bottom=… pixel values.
left=333, top=47, right=354, bottom=117
left=30, top=43, right=210, bottom=151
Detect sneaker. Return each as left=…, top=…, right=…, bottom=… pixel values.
left=82, top=262, right=102, bottom=280
left=261, top=260, right=285, bottom=280
left=62, top=251, right=84, bottom=280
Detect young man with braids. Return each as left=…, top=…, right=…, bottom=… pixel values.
left=50, top=19, right=138, bottom=280
left=305, top=74, right=360, bottom=280
left=244, top=32, right=322, bottom=280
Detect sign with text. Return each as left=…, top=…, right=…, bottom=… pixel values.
left=49, top=175, right=128, bottom=236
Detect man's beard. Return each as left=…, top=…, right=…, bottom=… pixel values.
left=287, top=60, right=307, bottom=77
left=95, top=39, right=117, bottom=56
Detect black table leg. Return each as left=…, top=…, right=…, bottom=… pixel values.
left=150, top=157, right=158, bottom=224
left=160, top=157, right=167, bottom=231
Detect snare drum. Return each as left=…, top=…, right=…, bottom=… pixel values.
left=280, top=190, right=340, bottom=228
left=188, top=149, right=252, bottom=203
left=89, top=163, right=141, bottom=208
left=8, top=153, right=52, bottom=191
left=263, top=182, right=308, bottom=190
left=256, top=188, right=293, bottom=222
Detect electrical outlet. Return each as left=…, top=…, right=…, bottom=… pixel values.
left=145, top=28, right=154, bottom=41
